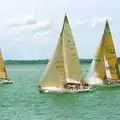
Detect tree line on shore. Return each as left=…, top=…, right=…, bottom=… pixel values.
left=4, top=58, right=120, bottom=65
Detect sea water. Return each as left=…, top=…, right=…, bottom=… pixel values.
left=0, top=64, right=120, bottom=120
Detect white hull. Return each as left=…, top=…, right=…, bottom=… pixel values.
left=39, top=87, right=91, bottom=93
left=0, top=78, right=14, bottom=84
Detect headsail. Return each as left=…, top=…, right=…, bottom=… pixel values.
left=86, top=20, right=119, bottom=85
left=103, top=21, right=119, bottom=80
left=40, top=15, right=83, bottom=88
left=85, top=39, right=105, bottom=85
left=40, top=31, right=66, bottom=88
left=0, top=50, right=7, bottom=79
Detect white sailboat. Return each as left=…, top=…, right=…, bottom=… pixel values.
left=39, top=15, right=90, bottom=93
left=86, top=20, right=120, bottom=87
left=0, top=49, right=14, bottom=84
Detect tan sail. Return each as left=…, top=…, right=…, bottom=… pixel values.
left=0, top=50, right=7, bottom=78
left=40, top=30, right=66, bottom=88
left=85, top=38, right=105, bottom=85
left=93, top=39, right=106, bottom=80
left=62, top=15, right=83, bottom=84
left=86, top=20, right=119, bottom=85
left=103, top=21, right=119, bottom=80
left=40, top=15, right=83, bottom=88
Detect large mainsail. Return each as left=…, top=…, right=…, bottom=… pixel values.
left=40, top=15, right=83, bottom=88
left=86, top=20, right=119, bottom=85
left=62, top=16, right=83, bottom=84
left=103, top=21, right=119, bottom=80
left=0, top=50, right=7, bottom=79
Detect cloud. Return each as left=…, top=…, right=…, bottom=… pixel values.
left=6, top=15, right=52, bottom=35
left=72, top=20, right=87, bottom=29
left=77, top=20, right=86, bottom=25
left=18, top=20, right=51, bottom=36
left=30, top=20, right=51, bottom=33
left=34, top=30, right=52, bottom=37
left=72, top=17, right=113, bottom=29
left=6, top=15, right=36, bottom=26
left=91, top=17, right=113, bottom=28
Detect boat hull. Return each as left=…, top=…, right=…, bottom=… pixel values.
left=39, top=87, right=91, bottom=93
left=0, top=78, right=14, bottom=84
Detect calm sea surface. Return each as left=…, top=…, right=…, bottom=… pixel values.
left=0, top=64, right=120, bottom=120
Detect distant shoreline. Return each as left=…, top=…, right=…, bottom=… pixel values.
left=4, top=58, right=120, bottom=65
left=4, top=59, right=92, bottom=65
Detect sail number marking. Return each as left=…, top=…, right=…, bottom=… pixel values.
left=56, top=66, right=64, bottom=68
left=72, top=54, right=76, bottom=56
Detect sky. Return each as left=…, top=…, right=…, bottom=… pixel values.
left=0, top=0, right=120, bottom=60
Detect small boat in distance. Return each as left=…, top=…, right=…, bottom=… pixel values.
left=0, top=49, right=14, bottom=84
left=39, top=15, right=90, bottom=93
left=86, top=20, right=120, bottom=88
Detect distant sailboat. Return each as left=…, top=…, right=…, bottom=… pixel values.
left=0, top=49, right=14, bottom=84
left=39, top=15, right=90, bottom=93
left=86, top=20, right=120, bottom=86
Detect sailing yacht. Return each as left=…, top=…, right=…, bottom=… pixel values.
left=39, top=15, right=90, bottom=93
left=0, top=49, right=14, bottom=84
left=86, top=20, right=120, bottom=87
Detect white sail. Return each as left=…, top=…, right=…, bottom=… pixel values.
left=104, top=55, right=112, bottom=79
